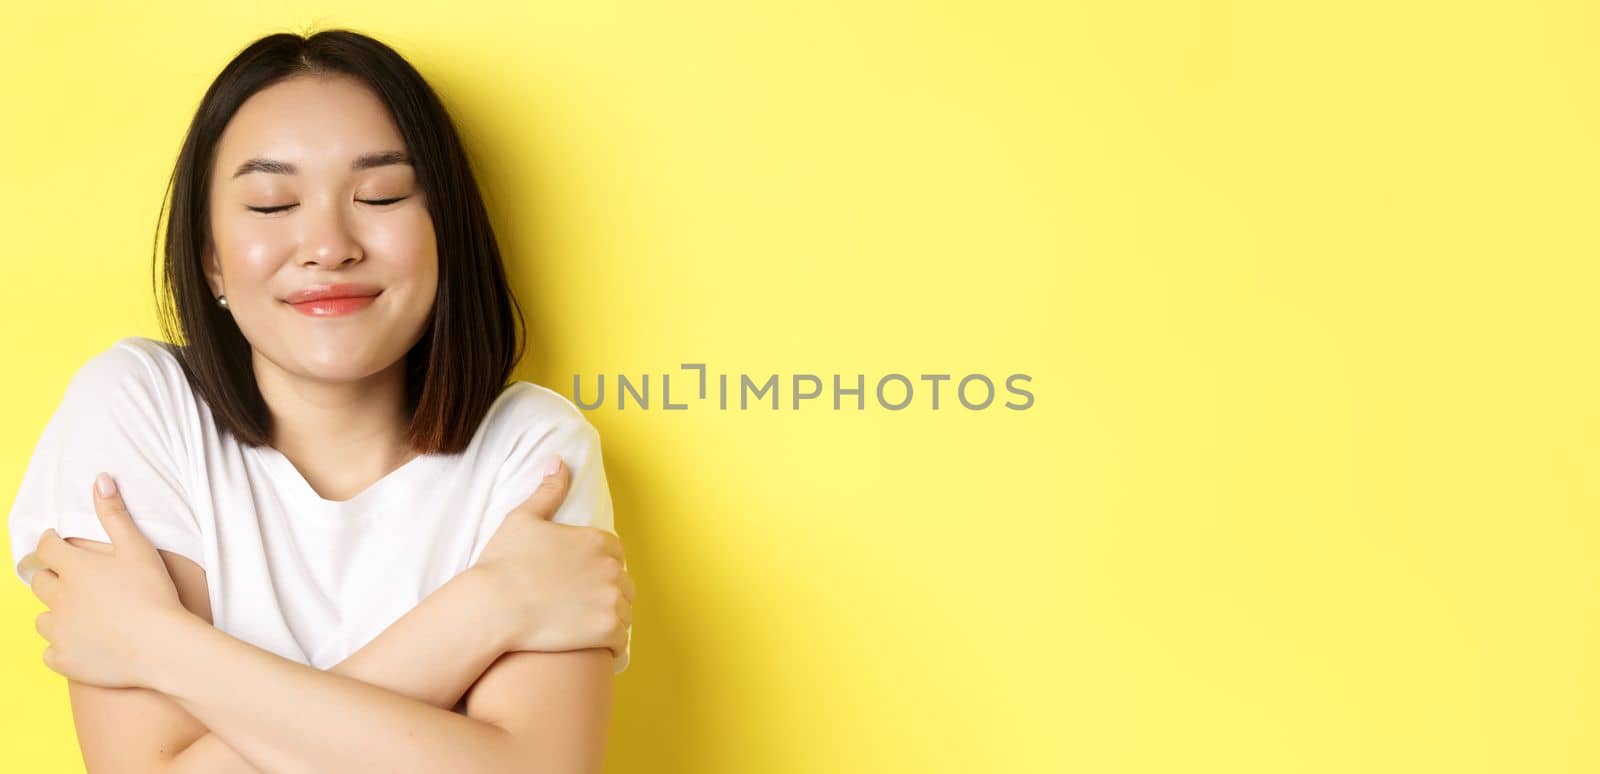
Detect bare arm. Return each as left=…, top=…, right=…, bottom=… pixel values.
left=163, top=561, right=513, bottom=773
left=140, top=602, right=534, bottom=773
left=141, top=463, right=618, bottom=773
left=62, top=547, right=512, bottom=773
left=462, top=648, right=614, bottom=774
left=55, top=457, right=622, bottom=773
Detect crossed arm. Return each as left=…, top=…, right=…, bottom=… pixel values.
left=70, top=548, right=611, bottom=774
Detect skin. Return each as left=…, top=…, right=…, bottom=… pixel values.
left=16, top=72, right=635, bottom=773
left=204, top=72, right=438, bottom=498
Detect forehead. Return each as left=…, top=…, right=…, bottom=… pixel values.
left=215, top=74, right=407, bottom=177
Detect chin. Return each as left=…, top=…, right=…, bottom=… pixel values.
left=292, top=345, right=392, bottom=382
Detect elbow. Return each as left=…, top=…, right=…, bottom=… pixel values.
left=495, top=761, right=600, bottom=774
left=78, top=751, right=178, bottom=774
left=485, top=724, right=602, bottom=774
left=145, top=756, right=180, bottom=774
left=83, top=762, right=168, bottom=774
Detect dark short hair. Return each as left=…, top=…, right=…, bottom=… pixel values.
left=152, top=28, right=526, bottom=455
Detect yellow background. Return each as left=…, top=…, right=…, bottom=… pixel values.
left=1, top=1, right=1595, bottom=771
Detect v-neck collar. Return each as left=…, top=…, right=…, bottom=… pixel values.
left=248, top=443, right=438, bottom=522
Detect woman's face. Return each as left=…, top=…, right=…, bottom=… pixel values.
left=203, top=73, right=437, bottom=384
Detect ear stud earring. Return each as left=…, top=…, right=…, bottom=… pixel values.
left=217, top=295, right=230, bottom=309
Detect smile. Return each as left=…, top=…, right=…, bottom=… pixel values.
left=286, top=292, right=380, bottom=317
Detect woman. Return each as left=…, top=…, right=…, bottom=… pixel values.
left=7, top=29, right=634, bottom=772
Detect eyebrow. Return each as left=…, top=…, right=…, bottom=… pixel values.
left=230, top=150, right=411, bottom=179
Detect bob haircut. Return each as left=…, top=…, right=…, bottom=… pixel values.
left=152, top=28, right=526, bottom=456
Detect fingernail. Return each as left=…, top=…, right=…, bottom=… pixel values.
left=95, top=472, right=117, bottom=498
left=543, top=456, right=563, bottom=478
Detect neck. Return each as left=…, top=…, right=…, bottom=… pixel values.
left=252, top=351, right=416, bottom=474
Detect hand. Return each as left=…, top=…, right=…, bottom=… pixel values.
left=472, top=457, right=635, bottom=660
left=21, top=473, right=193, bottom=689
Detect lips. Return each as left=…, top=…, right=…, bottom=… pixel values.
left=289, top=295, right=378, bottom=317
left=284, top=283, right=383, bottom=304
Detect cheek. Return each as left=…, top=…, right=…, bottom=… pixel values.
left=368, top=209, right=436, bottom=259
left=377, top=215, right=439, bottom=291
left=214, top=218, right=292, bottom=268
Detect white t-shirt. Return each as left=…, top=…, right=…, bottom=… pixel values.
left=7, top=336, right=630, bottom=691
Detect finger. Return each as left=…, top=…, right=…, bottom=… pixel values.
left=604, top=532, right=626, bottom=563
left=16, top=551, right=43, bottom=581
left=608, top=620, right=630, bottom=661
left=28, top=567, right=61, bottom=607
left=17, top=552, right=43, bottom=586
left=588, top=529, right=626, bottom=562
left=92, top=473, right=153, bottom=554
left=617, top=595, right=632, bottom=628
left=64, top=537, right=114, bottom=554
left=33, top=529, right=75, bottom=573
left=517, top=456, right=571, bottom=521
left=618, top=570, right=636, bottom=604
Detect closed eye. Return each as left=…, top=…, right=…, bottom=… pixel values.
left=247, top=196, right=409, bottom=214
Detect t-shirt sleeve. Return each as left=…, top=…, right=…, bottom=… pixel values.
left=469, top=387, right=630, bottom=674
left=8, top=340, right=205, bottom=586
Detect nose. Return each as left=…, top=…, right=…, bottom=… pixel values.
left=298, top=201, right=364, bottom=268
